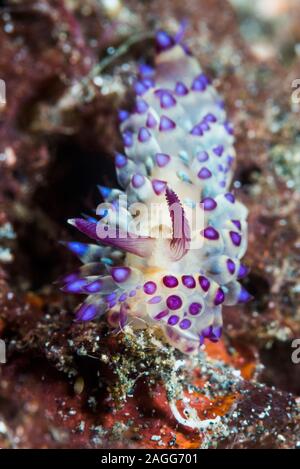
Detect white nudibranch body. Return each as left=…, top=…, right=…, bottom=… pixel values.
left=64, top=30, right=252, bottom=354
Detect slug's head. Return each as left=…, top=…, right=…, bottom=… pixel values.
left=155, top=23, right=189, bottom=54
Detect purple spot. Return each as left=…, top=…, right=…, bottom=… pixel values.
left=77, top=304, right=98, bottom=321
left=238, top=264, right=249, bottom=279
left=181, top=43, right=192, bottom=56
left=214, top=287, right=225, bottom=305
left=138, top=127, right=151, bottom=143
left=191, top=73, right=209, bottom=91
left=154, top=88, right=167, bottom=98
left=175, top=81, right=189, bottom=96
left=168, top=315, right=179, bottom=326
left=138, top=64, right=154, bottom=77
left=132, top=173, right=145, bottom=188
left=148, top=295, right=162, bottom=304
left=199, top=275, right=210, bottom=292
left=146, top=112, right=157, bottom=128
left=152, top=179, right=167, bottom=195
left=196, top=151, right=209, bottom=162
left=202, top=326, right=212, bottom=338
left=203, top=325, right=221, bottom=342
left=219, top=180, right=226, bottom=188
left=200, top=121, right=210, bottom=132
left=134, top=81, right=147, bottom=96
left=110, top=294, right=120, bottom=306
left=159, top=115, right=176, bottom=131
left=179, top=319, right=191, bottom=330
left=115, top=152, right=127, bottom=168
left=166, top=295, right=182, bottom=310
left=143, top=281, right=157, bottom=295
left=224, top=121, right=234, bottom=135
left=122, top=130, right=133, bottom=147
left=190, top=124, right=203, bottom=136
left=232, top=219, right=241, bottom=231
left=201, top=226, right=220, bottom=240
left=63, top=279, right=86, bottom=293
left=182, top=275, right=196, bottom=288
left=201, top=197, right=217, bottom=211
left=60, top=272, right=79, bottom=284
left=198, top=167, right=212, bottom=179
left=230, top=231, right=241, bottom=247
left=154, top=310, right=169, bottom=320
left=105, top=292, right=117, bottom=302
left=213, top=145, right=224, bottom=157
left=160, top=92, right=176, bottom=109
left=202, top=326, right=222, bottom=342
left=129, top=289, right=136, bottom=297
left=163, top=275, right=178, bottom=288
left=175, top=20, right=188, bottom=44
left=85, top=280, right=103, bottom=293
left=156, top=30, right=174, bottom=52
left=227, top=155, right=234, bottom=166
left=142, top=77, right=155, bottom=89
left=99, top=185, right=111, bottom=199
left=225, top=192, right=235, bottom=203
left=155, top=153, right=170, bottom=167
left=66, top=241, right=89, bottom=257
left=118, top=109, right=129, bottom=122
left=226, top=259, right=236, bottom=274
left=135, top=99, right=149, bottom=114
left=189, top=302, right=202, bottom=315
left=119, top=293, right=128, bottom=302
left=238, top=286, right=253, bottom=303
left=211, top=326, right=222, bottom=340
left=111, top=267, right=131, bottom=283
left=204, top=113, right=217, bottom=123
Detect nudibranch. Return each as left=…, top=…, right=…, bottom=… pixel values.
left=62, top=30, right=252, bottom=354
